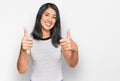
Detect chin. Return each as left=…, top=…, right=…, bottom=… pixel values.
left=44, top=27, right=52, bottom=31
left=45, top=26, right=54, bottom=30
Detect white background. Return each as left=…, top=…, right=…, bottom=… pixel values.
left=0, top=0, right=120, bottom=81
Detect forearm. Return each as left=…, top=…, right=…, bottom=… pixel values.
left=63, top=50, right=78, bottom=68
left=69, top=50, right=78, bottom=67
left=67, top=43, right=78, bottom=67
left=60, top=35, right=79, bottom=68
left=17, top=48, right=29, bottom=74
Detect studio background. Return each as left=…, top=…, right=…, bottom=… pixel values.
left=0, top=0, right=119, bottom=81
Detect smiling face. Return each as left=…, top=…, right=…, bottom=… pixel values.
left=40, top=7, right=56, bottom=33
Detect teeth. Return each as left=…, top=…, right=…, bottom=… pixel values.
left=46, top=23, right=50, bottom=26
left=45, top=22, right=51, bottom=26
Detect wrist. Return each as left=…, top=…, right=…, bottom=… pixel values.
left=73, top=43, right=78, bottom=53
left=21, top=49, right=27, bottom=53
left=21, top=46, right=27, bottom=53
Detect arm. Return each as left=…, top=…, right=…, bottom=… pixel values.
left=17, top=48, right=29, bottom=74
left=17, top=27, right=33, bottom=74
left=60, top=30, right=79, bottom=68
left=60, top=39, right=78, bottom=68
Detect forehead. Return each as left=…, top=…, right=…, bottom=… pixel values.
left=43, top=7, right=56, bottom=15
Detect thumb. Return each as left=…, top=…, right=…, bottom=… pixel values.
left=24, top=27, right=28, bottom=37
left=66, top=28, right=71, bottom=39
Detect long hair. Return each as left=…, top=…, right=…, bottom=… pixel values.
left=31, top=3, right=62, bottom=48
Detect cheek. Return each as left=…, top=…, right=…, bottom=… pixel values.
left=53, top=20, right=56, bottom=25
left=40, top=18, right=45, bottom=25
left=40, top=15, right=46, bottom=22
left=41, top=17, right=44, bottom=21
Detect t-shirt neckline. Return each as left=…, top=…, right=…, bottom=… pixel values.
left=39, top=36, right=51, bottom=40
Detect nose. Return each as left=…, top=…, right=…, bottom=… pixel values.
left=48, top=16, right=52, bottom=21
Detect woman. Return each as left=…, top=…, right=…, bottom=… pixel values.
left=17, top=3, right=78, bottom=81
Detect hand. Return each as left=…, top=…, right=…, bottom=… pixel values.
left=60, top=29, right=77, bottom=52
left=21, top=27, right=33, bottom=51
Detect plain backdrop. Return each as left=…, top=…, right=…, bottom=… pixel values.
left=0, top=0, right=120, bottom=81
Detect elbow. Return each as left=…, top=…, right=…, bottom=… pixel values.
left=18, top=69, right=27, bottom=74
left=69, top=63, right=77, bottom=68
left=69, top=59, right=79, bottom=68
left=17, top=64, right=27, bottom=74
left=17, top=68, right=27, bottom=74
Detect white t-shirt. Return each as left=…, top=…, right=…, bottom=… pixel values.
left=30, top=37, right=63, bottom=81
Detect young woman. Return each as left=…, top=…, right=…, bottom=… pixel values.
left=17, top=3, right=78, bottom=81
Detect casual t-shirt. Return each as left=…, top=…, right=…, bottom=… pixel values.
left=30, top=37, right=63, bottom=81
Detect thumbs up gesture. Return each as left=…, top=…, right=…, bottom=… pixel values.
left=21, top=27, right=33, bottom=52
left=60, top=29, right=77, bottom=52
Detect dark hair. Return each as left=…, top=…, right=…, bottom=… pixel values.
left=31, top=3, right=62, bottom=48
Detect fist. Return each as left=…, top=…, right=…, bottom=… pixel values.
left=21, top=27, right=33, bottom=51
left=60, top=29, right=77, bottom=51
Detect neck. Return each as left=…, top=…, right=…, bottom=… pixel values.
left=42, top=30, right=50, bottom=38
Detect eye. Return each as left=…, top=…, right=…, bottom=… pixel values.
left=45, top=13, right=49, bottom=16
left=52, top=16, right=56, bottom=19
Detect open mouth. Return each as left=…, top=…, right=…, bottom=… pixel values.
left=45, top=21, right=52, bottom=27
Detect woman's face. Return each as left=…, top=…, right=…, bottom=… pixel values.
left=40, top=7, right=56, bottom=32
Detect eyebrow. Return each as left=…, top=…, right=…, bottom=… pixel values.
left=44, top=12, right=56, bottom=16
